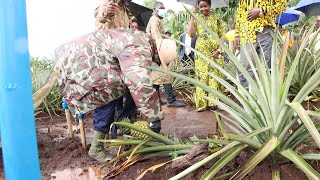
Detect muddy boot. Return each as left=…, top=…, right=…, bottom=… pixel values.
left=88, top=131, right=113, bottom=163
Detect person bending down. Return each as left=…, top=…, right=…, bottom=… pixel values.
left=54, top=29, right=163, bottom=163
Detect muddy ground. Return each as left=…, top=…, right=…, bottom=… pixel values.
left=38, top=105, right=218, bottom=180
left=0, top=98, right=319, bottom=179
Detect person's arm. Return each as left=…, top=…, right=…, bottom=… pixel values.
left=247, top=0, right=287, bottom=21
left=149, top=16, right=163, bottom=40
left=149, top=16, right=169, bottom=69
left=94, top=0, right=117, bottom=23
left=187, top=8, right=197, bottom=36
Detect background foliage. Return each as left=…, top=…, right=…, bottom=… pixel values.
left=31, top=57, right=62, bottom=114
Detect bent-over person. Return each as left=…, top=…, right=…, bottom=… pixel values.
left=54, top=29, right=163, bottom=163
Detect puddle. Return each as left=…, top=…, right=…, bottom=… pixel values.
left=51, top=167, right=104, bottom=180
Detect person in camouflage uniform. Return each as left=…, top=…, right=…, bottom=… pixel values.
left=94, top=0, right=138, bottom=139
left=54, top=29, right=163, bottom=162
left=146, top=1, right=185, bottom=107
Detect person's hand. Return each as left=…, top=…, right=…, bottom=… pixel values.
left=211, top=50, right=221, bottom=59
left=247, top=8, right=261, bottom=21
left=192, top=7, right=197, bottom=14
left=104, top=2, right=117, bottom=17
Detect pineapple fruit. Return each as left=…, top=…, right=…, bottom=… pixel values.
left=130, top=121, right=149, bottom=139
left=120, top=118, right=149, bottom=139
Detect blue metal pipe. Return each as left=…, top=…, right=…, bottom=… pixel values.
left=0, top=0, right=41, bottom=179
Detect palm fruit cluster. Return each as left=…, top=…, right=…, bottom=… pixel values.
left=120, top=118, right=149, bottom=139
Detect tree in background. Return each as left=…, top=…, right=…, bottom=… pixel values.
left=162, top=9, right=184, bottom=39
left=142, top=0, right=241, bottom=45
left=143, top=0, right=156, bottom=9
left=214, top=0, right=238, bottom=30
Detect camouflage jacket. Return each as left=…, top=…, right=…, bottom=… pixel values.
left=146, top=13, right=172, bottom=85
left=94, top=0, right=131, bottom=30
left=54, top=29, right=162, bottom=122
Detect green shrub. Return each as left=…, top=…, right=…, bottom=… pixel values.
left=31, top=57, right=63, bottom=114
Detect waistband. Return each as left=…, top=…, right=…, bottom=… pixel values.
left=257, top=26, right=273, bottom=35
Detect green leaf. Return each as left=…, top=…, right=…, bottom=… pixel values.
left=101, top=144, right=193, bottom=169
left=214, top=111, right=228, bottom=139
left=113, top=122, right=176, bottom=145
left=169, top=126, right=272, bottom=180
left=128, top=137, right=151, bottom=161
left=141, top=150, right=190, bottom=160
left=190, top=139, right=230, bottom=146
left=280, top=149, right=320, bottom=180
left=288, top=102, right=320, bottom=149
left=207, top=72, right=267, bottom=129
left=301, top=153, right=320, bottom=160
left=287, top=124, right=320, bottom=150
left=231, top=136, right=280, bottom=179
left=201, top=144, right=247, bottom=180
left=218, top=113, right=246, bottom=136
left=99, top=139, right=164, bottom=147
left=227, top=134, right=262, bottom=149
left=306, top=110, right=320, bottom=118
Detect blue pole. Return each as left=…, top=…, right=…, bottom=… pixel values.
left=0, top=0, right=41, bottom=179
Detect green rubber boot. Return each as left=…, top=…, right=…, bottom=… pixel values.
left=88, top=131, right=113, bottom=163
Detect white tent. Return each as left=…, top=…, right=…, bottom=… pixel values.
left=177, top=0, right=229, bottom=8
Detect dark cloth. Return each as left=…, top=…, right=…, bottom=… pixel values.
left=93, top=98, right=123, bottom=133
left=116, top=90, right=138, bottom=122
left=153, top=84, right=176, bottom=103
left=153, top=85, right=161, bottom=102
left=111, top=90, right=138, bottom=138
left=180, top=54, right=194, bottom=65
left=179, top=33, right=198, bottom=63
left=164, top=84, right=176, bottom=103
left=115, top=96, right=124, bottom=116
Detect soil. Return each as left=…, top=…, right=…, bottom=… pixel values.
left=0, top=98, right=319, bottom=179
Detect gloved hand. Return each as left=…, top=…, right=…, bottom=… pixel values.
left=149, top=120, right=161, bottom=133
